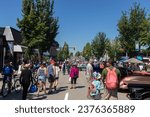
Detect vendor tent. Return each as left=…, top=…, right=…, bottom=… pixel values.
left=124, top=58, right=143, bottom=64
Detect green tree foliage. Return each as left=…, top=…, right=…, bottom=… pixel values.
left=75, top=51, right=81, bottom=57
left=82, top=42, right=92, bottom=60
left=107, top=37, right=123, bottom=61
left=118, top=3, right=150, bottom=56
left=17, top=0, right=59, bottom=59
left=69, top=52, right=73, bottom=58
left=62, top=42, right=69, bottom=60
left=57, top=42, right=70, bottom=61
left=57, top=49, right=64, bottom=61
left=91, top=32, right=109, bottom=59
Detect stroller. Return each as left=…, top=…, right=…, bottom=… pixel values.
left=88, top=72, right=104, bottom=100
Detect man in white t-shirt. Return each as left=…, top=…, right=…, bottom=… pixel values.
left=85, top=59, right=93, bottom=83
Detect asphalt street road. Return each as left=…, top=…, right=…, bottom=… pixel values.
left=0, top=71, right=129, bottom=100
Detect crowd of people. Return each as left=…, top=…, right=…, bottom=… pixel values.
left=2, top=57, right=147, bottom=100
left=0, top=59, right=80, bottom=100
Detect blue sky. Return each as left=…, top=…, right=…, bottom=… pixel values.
left=0, top=0, right=150, bottom=52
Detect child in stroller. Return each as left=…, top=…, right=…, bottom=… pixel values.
left=87, top=72, right=104, bottom=100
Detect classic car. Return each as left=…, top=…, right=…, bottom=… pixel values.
left=118, top=70, right=150, bottom=100
left=126, top=79, right=150, bottom=100
left=119, top=70, right=150, bottom=89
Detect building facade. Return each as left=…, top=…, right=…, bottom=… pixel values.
left=0, top=26, right=24, bottom=71
left=0, top=26, right=59, bottom=71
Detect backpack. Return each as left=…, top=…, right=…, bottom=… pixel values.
left=105, top=67, right=118, bottom=89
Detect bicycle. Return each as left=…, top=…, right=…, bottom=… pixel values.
left=1, top=74, right=22, bottom=97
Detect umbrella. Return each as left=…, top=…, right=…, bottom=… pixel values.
left=124, top=58, right=143, bottom=64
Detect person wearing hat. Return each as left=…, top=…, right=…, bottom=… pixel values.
left=69, top=63, right=79, bottom=89
left=20, top=63, right=32, bottom=100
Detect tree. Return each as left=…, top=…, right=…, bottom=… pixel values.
left=107, top=37, right=123, bottom=61
left=117, top=3, right=150, bottom=56
left=69, top=52, right=73, bottom=58
left=62, top=42, right=69, bottom=60
left=17, top=0, right=59, bottom=59
left=75, top=51, right=81, bottom=57
left=57, top=49, right=64, bottom=61
left=91, top=32, right=109, bottom=59
left=82, top=42, right=92, bottom=60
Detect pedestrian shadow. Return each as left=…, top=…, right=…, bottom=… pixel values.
left=0, top=90, right=47, bottom=100
left=46, top=86, right=68, bottom=95
left=55, top=86, right=68, bottom=93
left=0, top=91, right=22, bottom=100
left=30, top=95, right=47, bottom=100
left=75, top=85, right=85, bottom=89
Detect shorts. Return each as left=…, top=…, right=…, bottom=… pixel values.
left=107, top=89, right=118, bottom=100
left=55, top=77, right=59, bottom=80
left=48, top=74, right=55, bottom=83
left=38, top=76, right=46, bottom=83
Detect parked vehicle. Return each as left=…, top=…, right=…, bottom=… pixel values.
left=127, top=78, right=150, bottom=100
left=78, top=64, right=86, bottom=71
left=119, top=71, right=150, bottom=90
